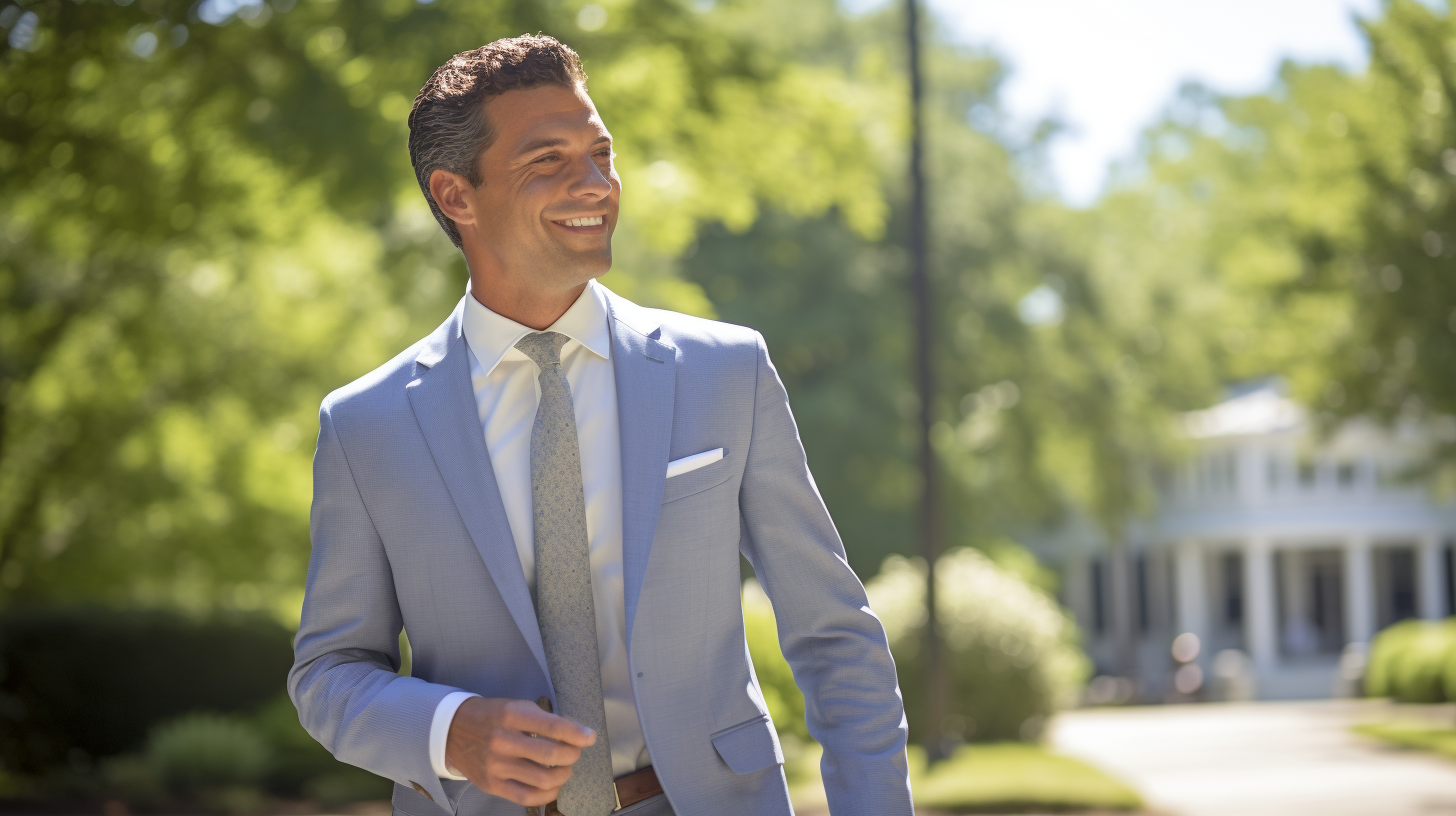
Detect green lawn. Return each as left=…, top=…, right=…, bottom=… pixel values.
left=1354, top=722, right=1456, bottom=761
left=787, top=741, right=1143, bottom=814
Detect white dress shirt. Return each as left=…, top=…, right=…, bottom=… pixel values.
left=427, top=280, right=648, bottom=780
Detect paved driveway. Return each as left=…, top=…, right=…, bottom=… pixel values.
left=1049, top=700, right=1456, bottom=816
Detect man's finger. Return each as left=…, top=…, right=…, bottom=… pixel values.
left=504, top=704, right=596, bottom=747
left=511, top=731, right=586, bottom=767
left=493, top=778, right=559, bottom=808
left=499, top=756, right=573, bottom=791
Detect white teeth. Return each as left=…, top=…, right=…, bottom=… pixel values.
left=562, top=216, right=604, bottom=227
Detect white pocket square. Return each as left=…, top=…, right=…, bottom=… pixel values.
left=666, top=448, right=724, bottom=478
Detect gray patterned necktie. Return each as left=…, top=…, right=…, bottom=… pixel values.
left=515, top=331, right=616, bottom=816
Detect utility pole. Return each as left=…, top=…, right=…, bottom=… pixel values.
left=904, top=0, right=948, bottom=759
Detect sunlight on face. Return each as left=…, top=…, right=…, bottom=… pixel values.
left=470, top=83, right=620, bottom=291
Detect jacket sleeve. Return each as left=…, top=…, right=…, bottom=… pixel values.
left=288, top=402, right=465, bottom=808
left=736, top=333, right=914, bottom=816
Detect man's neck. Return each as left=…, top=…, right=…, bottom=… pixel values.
left=467, top=270, right=589, bottom=331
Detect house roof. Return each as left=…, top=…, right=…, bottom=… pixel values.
left=1182, top=382, right=1304, bottom=439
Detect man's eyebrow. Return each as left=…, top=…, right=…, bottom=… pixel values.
left=514, top=134, right=612, bottom=156
left=516, top=136, right=570, bottom=155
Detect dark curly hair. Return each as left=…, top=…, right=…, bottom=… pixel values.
left=408, top=35, right=588, bottom=248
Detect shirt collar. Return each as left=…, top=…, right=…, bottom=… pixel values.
left=461, top=279, right=612, bottom=376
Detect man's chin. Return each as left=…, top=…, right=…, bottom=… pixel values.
left=560, top=247, right=612, bottom=282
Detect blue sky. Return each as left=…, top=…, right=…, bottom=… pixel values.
left=852, top=0, right=1384, bottom=205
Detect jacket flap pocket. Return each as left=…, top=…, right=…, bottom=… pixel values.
left=709, top=714, right=784, bottom=774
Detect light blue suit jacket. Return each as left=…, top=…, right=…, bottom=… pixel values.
left=288, top=289, right=913, bottom=816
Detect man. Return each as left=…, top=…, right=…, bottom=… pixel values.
left=288, top=35, right=912, bottom=816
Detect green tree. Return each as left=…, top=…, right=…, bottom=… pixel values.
left=1100, top=0, right=1456, bottom=476
left=0, top=0, right=889, bottom=612
left=688, top=6, right=1225, bottom=622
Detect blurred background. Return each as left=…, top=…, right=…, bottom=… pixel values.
left=4, top=0, right=1456, bottom=814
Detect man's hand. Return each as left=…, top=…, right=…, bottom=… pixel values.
left=445, top=697, right=597, bottom=807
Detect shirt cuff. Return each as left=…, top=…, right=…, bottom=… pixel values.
left=429, top=691, right=481, bottom=780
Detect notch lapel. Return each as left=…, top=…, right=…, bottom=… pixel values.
left=607, top=294, right=677, bottom=644
left=406, top=301, right=551, bottom=685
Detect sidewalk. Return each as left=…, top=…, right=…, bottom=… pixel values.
left=1048, top=699, right=1456, bottom=816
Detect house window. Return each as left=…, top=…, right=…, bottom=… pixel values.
left=1389, top=549, right=1417, bottom=623
left=1298, top=458, right=1317, bottom=488
left=1444, top=542, right=1455, bottom=619
left=1221, top=552, right=1244, bottom=628
left=1375, top=546, right=1418, bottom=629
left=1090, top=558, right=1107, bottom=636
left=1135, top=553, right=1150, bottom=634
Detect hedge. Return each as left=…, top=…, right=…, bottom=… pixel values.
left=1364, top=618, right=1456, bottom=703
left=0, top=607, right=294, bottom=772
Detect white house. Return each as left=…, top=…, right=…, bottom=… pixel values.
left=1043, top=382, right=1456, bottom=700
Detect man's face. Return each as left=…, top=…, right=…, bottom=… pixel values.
left=467, top=83, right=619, bottom=289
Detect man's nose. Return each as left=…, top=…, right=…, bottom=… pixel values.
left=567, top=154, right=613, bottom=198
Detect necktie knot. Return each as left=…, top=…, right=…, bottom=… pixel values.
left=515, top=331, right=570, bottom=368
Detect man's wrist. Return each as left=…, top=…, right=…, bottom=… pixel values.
left=429, top=691, right=482, bottom=779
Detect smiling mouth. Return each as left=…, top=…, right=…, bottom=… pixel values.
left=554, top=215, right=605, bottom=228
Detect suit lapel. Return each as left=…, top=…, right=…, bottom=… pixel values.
left=606, top=292, right=677, bottom=645
left=406, top=300, right=551, bottom=684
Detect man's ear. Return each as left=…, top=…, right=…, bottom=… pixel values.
left=429, top=168, right=478, bottom=229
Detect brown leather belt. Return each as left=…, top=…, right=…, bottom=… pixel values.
left=527, top=764, right=662, bottom=815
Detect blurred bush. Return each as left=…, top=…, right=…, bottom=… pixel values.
left=98, top=755, right=164, bottom=808
left=1364, top=618, right=1456, bottom=703
left=0, top=606, right=397, bottom=808
left=84, top=699, right=390, bottom=811
left=0, top=607, right=292, bottom=772
left=869, top=548, right=1089, bottom=744
left=147, top=713, right=269, bottom=793
left=744, top=546, right=1089, bottom=751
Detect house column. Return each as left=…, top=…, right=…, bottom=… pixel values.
left=1344, top=535, right=1374, bottom=644
left=1243, top=536, right=1278, bottom=671
left=1174, top=540, right=1208, bottom=652
left=1417, top=533, right=1446, bottom=620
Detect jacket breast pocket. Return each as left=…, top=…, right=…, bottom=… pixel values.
left=709, top=714, right=784, bottom=774
left=661, top=458, right=733, bottom=504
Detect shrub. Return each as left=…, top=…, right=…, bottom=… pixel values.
left=869, top=549, right=1089, bottom=744
left=99, top=755, right=165, bottom=807
left=146, top=713, right=270, bottom=793
left=743, top=547, right=1089, bottom=751
left=0, top=607, right=294, bottom=773
left=1365, top=618, right=1456, bottom=703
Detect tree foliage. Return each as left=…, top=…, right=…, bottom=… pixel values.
left=2, top=0, right=1267, bottom=621
left=0, top=0, right=889, bottom=610
left=1105, top=0, right=1456, bottom=471
left=689, top=16, right=1224, bottom=575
